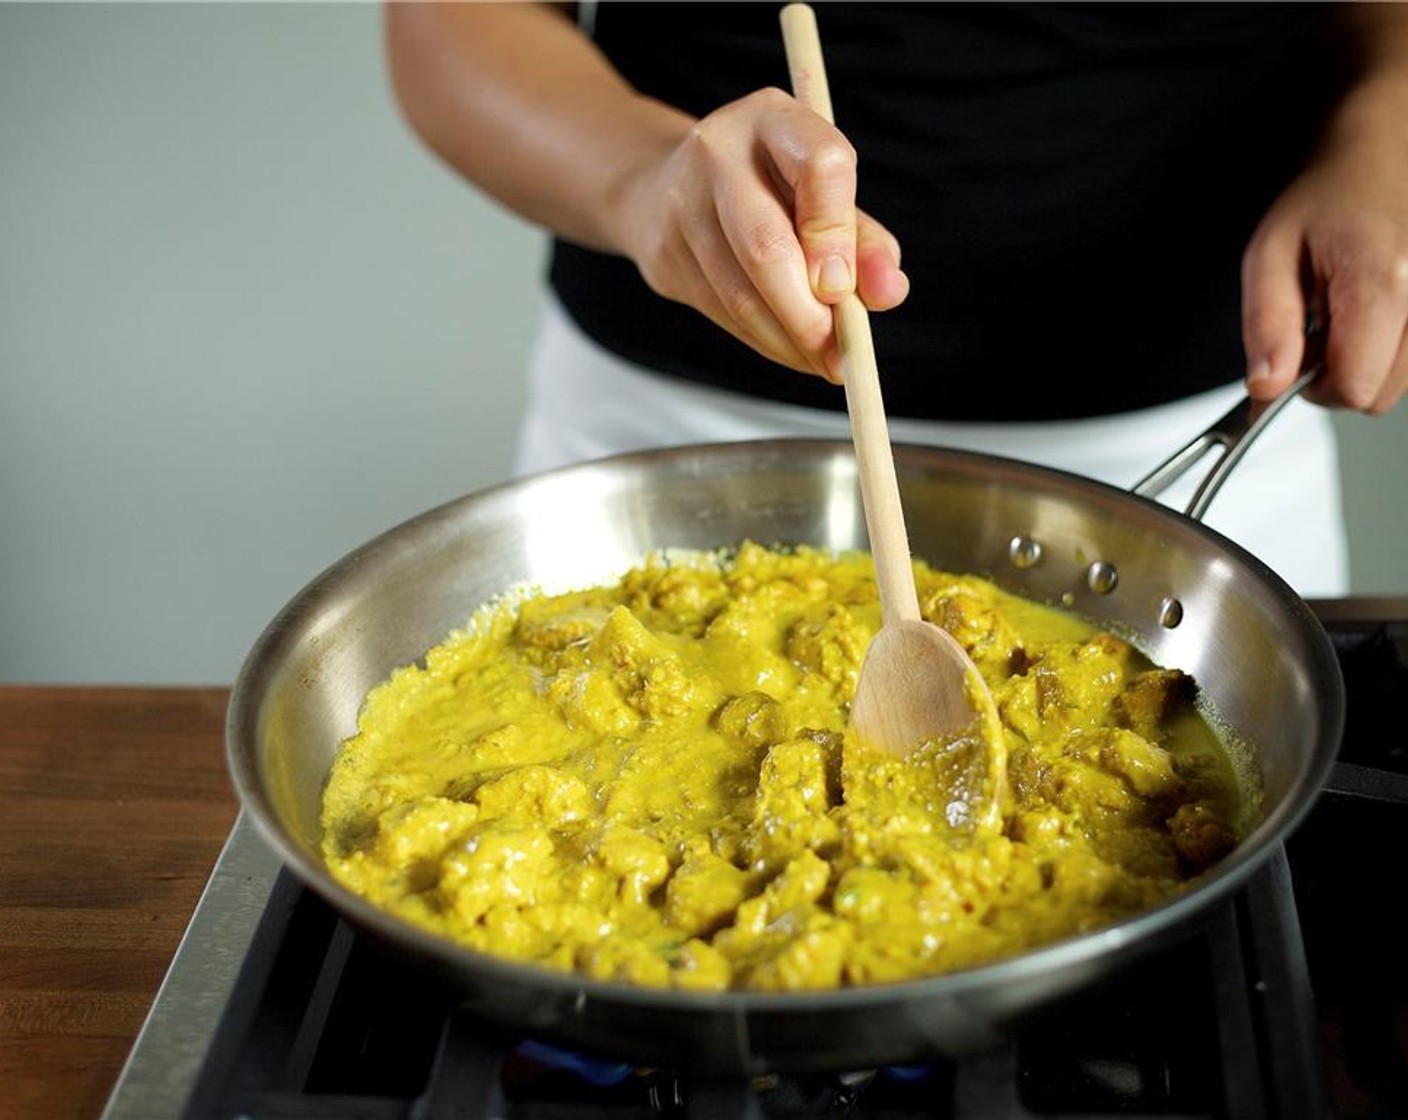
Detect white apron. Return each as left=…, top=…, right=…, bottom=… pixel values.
left=515, top=295, right=1348, bottom=597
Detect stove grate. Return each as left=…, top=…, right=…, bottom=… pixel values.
left=180, top=851, right=1323, bottom=1120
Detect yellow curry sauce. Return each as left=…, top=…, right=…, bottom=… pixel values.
left=320, top=543, right=1251, bottom=992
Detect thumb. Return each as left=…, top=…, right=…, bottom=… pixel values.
left=855, top=211, right=909, bottom=312
left=1241, top=221, right=1309, bottom=401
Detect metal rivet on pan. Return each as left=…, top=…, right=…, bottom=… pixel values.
left=1086, top=561, right=1119, bottom=595
left=1158, top=597, right=1184, bottom=629
left=1008, top=535, right=1043, bottom=569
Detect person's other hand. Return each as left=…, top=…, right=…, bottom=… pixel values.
left=611, top=88, right=909, bottom=383
left=1241, top=83, right=1408, bottom=414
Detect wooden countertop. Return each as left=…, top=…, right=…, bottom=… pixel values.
left=0, top=686, right=238, bottom=1120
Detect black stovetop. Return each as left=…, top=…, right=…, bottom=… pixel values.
left=111, top=601, right=1408, bottom=1120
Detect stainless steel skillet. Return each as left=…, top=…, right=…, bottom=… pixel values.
left=226, top=378, right=1341, bottom=1076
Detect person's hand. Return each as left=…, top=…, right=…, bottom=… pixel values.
left=1241, top=81, right=1408, bottom=415
left=611, top=87, right=909, bottom=383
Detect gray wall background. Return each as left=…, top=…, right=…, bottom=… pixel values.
left=2, top=3, right=1404, bottom=685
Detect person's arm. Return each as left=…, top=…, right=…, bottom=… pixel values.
left=384, top=2, right=906, bottom=382
left=1241, top=2, right=1408, bottom=414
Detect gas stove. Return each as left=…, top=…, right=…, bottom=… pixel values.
left=102, top=599, right=1408, bottom=1120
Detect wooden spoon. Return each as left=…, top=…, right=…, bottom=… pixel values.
left=780, top=3, right=1005, bottom=826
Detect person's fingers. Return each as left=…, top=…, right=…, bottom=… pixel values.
left=681, top=92, right=841, bottom=370
left=756, top=93, right=859, bottom=304
left=711, top=175, right=836, bottom=368
left=792, top=139, right=858, bottom=302
left=629, top=89, right=908, bottom=383
left=1371, top=330, right=1408, bottom=413
left=1320, top=257, right=1408, bottom=411
left=1241, top=218, right=1308, bottom=401
left=675, top=199, right=820, bottom=375
left=855, top=211, right=908, bottom=312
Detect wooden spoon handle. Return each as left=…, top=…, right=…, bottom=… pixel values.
left=780, top=3, right=921, bottom=624
left=833, top=299, right=922, bottom=624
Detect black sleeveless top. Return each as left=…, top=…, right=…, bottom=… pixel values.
left=549, top=3, right=1340, bottom=421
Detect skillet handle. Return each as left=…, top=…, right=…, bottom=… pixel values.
left=1131, top=333, right=1326, bottom=524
